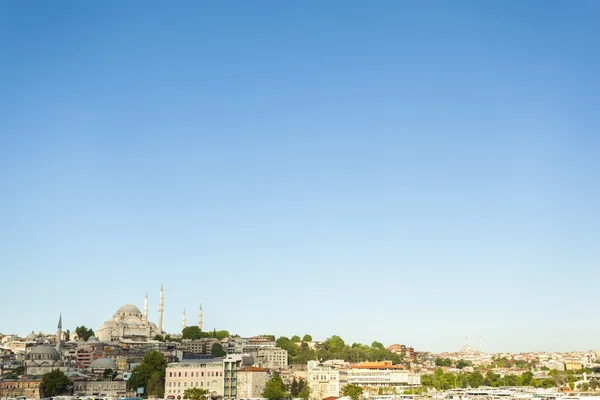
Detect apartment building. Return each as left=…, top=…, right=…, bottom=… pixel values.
left=182, top=339, right=220, bottom=355
left=165, top=359, right=225, bottom=398
left=347, top=361, right=420, bottom=387
left=307, top=361, right=348, bottom=400
left=223, top=355, right=244, bottom=400
left=245, top=347, right=288, bottom=370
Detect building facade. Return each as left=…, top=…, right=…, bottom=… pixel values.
left=246, top=348, right=288, bottom=370
left=72, top=380, right=128, bottom=397
left=0, top=377, right=41, bottom=399
left=347, top=361, right=420, bottom=387
left=223, top=356, right=243, bottom=400
left=165, top=360, right=225, bottom=399
left=307, top=361, right=348, bottom=400
left=236, top=367, right=269, bottom=399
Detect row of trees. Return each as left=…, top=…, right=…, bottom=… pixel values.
left=180, top=326, right=232, bottom=341
left=420, top=368, right=598, bottom=390
left=276, top=335, right=403, bottom=365
left=435, top=357, right=473, bottom=369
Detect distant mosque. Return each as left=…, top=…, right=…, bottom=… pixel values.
left=96, top=285, right=203, bottom=342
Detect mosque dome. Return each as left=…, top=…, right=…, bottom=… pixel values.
left=29, top=345, right=60, bottom=360
left=87, top=336, right=99, bottom=343
left=116, top=304, right=142, bottom=316
left=25, top=332, right=38, bottom=341
left=90, top=357, right=117, bottom=371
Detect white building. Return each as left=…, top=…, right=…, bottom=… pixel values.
left=307, top=361, right=348, bottom=400
left=347, top=362, right=420, bottom=387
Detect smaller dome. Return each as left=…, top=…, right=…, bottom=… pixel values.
left=87, top=336, right=99, bottom=343
left=26, top=332, right=38, bottom=341
left=90, top=357, right=117, bottom=371
left=29, top=345, right=60, bottom=358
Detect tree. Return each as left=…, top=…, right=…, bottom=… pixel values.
left=456, top=359, right=472, bottom=369
left=128, top=350, right=167, bottom=396
left=184, top=387, right=210, bottom=400
left=103, top=368, right=117, bottom=380
left=182, top=326, right=211, bottom=340
left=65, top=329, right=70, bottom=341
left=371, top=341, right=385, bottom=350
left=40, top=370, right=70, bottom=397
left=290, top=377, right=300, bottom=397
left=291, top=335, right=301, bottom=342
left=302, top=334, right=312, bottom=342
left=263, top=373, right=287, bottom=400
left=5, top=365, right=26, bottom=379
left=341, top=384, right=364, bottom=400
left=215, top=330, right=230, bottom=340
left=211, top=343, right=226, bottom=357
left=75, top=326, right=94, bottom=341
left=297, top=380, right=310, bottom=400
left=522, top=371, right=533, bottom=386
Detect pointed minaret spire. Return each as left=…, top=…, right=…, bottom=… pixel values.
left=56, top=313, right=62, bottom=351
left=143, top=292, right=149, bottom=320
left=198, top=304, right=203, bottom=331
left=158, top=284, right=164, bottom=334
left=182, top=309, right=187, bottom=331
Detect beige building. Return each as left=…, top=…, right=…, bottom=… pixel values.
left=0, top=377, right=41, bottom=399
left=72, top=380, right=128, bottom=397
left=247, top=347, right=288, bottom=370
left=165, top=360, right=225, bottom=398
left=307, top=361, right=348, bottom=400
left=237, top=367, right=269, bottom=399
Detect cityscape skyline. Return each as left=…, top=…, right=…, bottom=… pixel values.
left=1, top=1, right=599, bottom=355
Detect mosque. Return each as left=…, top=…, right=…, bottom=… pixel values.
left=96, top=285, right=203, bottom=342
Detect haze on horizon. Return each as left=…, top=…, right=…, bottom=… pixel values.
left=1, top=1, right=598, bottom=354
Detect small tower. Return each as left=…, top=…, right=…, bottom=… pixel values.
left=143, top=292, right=149, bottom=320
left=182, top=309, right=187, bottom=331
left=198, top=304, right=203, bottom=331
left=56, top=313, right=62, bottom=351
left=158, top=284, right=164, bottom=333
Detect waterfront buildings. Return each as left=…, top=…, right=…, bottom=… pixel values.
left=0, top=376, right=41, bottom=399
left=347, top=361, right=421, bottom=387
left=72, top=379, right=127, bottom=397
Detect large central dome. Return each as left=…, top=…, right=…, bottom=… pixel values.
left=116, top=304, right=142, bottom=316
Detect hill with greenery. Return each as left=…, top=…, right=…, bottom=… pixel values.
left=276, top=335, right=403, bottom=365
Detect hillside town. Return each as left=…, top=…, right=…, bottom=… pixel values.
left=2, top=290, right=600, bottom=400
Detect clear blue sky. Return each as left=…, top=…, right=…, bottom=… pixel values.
left=1, top=1, right=599, bottom=353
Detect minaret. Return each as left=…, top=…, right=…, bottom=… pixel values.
left=158, top=284, right=164, bottom=333
left=182, top=309, right=187, bottom=331
left=198, top=304, right=203, bottom=331
left=56, top=313, right=62, bottom=351
left=479, top=334, right=483, bottom=353
left=143, top=292, right=149, bottom=320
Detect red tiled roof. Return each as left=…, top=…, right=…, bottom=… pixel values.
left=238, top=366, right=269, bottom=372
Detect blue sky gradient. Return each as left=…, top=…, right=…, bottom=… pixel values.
left=1, top=1, right=599, bottom=353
